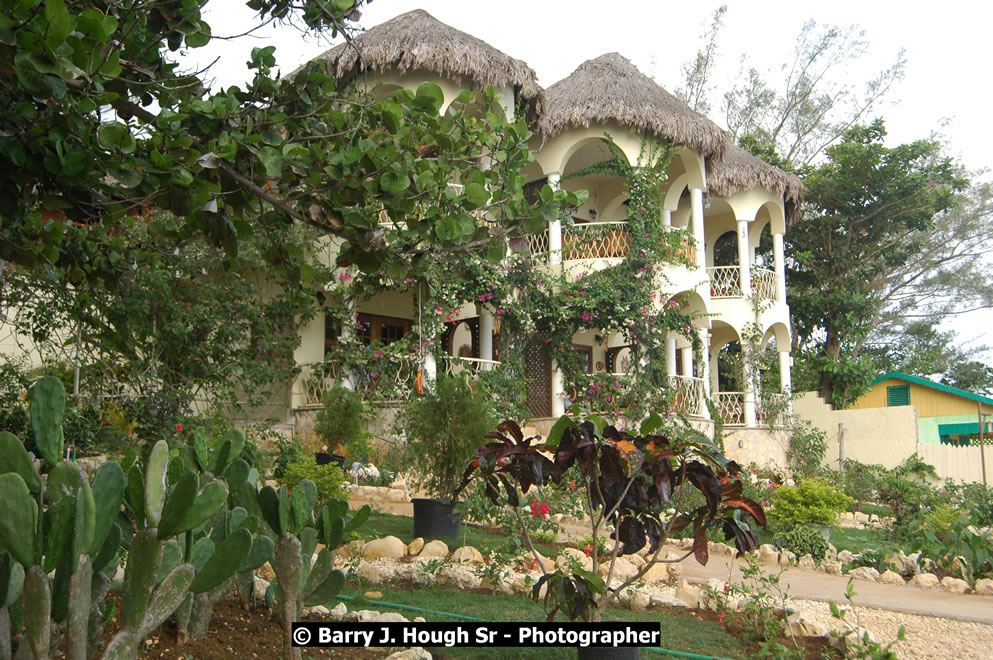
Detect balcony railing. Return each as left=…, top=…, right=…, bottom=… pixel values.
left=297, top=356, right=500, bottom=406
left=717, top=392, right=745, bottom=426
left=669, top=375, right=707, bottom=418
left=707, top=266, right=777, bottom=300
left=524, top=222, right=631, bottom=262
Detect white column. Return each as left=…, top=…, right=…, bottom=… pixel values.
left=742, top=343, right=757, bottom=427
left=773, top=232, right=786, bottom=303
left=548, top=172, right=562, bottom=266
left=709, top=346, right=720, bottom=396
left=479, top=308, right=494, bottom=370
left=779, top=350, right=794, bottom=414
left=690, top=187, right=705, bottom=269
left=737, top=219, right=751, bottom=298
left=423, top=352, right=437, bottom=385
left=661, top=209, right=672, bottom=227
left=665, top=336, right=677, bottom=379
left=699, top=329, right=711, bottom=399
left=551, top=359, right=566, bottom=417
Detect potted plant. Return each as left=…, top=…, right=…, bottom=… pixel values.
left=313, top=386, right=369, bottom=468
left=454, top=410, right=766, bottom=658
left=398, top=373, right=496, bottom=538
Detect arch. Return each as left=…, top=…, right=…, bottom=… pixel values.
left=449, top=321, right=474, bottom=357
left=712, top=230, right=738, bottom=267
left=760, top=322, right=791, bottom=352
left=600, top=195, right=629, bottom=222
left=674, top=147, right=706, bottom=190
left=532, top=124, right=642, bottom=178
left=663, top=173, right=690, bottom=211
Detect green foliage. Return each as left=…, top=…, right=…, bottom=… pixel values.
left=398, top=374, right=496, bottom=501
left=282, top=457, right=348, bottom=504
left=788, top=120, right=966, bottom=406
left=273, top=436, right=306, bottom=480
left=844, top=548, right=898, bottom=575
left=785, top=419, right=827, bottom=478
left=837, top=461, right=884, bottom=509
left=313, top=387, right=369, bottom=459
left=912, top=518, right=992, bottom=586
left=830, top=580, right=906, bottom=658
left=769, top=477, right=853, bottom=526
left=772, top=525, right=830, bottom=561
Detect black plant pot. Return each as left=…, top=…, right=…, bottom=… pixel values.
left=315, top=452, right=346, bottom=469
left=577, top=646, right=640, bottom=660
left=411, top=497, right=463, bottom=539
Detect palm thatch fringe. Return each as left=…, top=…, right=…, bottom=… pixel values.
left=538, top=53, right=729, bottom=162
left=707, top=145, right=805, bottom=221
left=311, top=9, right=545, bottom=122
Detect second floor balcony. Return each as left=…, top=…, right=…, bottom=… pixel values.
left=707, top=266, right=777, bottom=300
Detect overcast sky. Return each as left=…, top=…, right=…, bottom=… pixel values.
left=185, top=0, right=993, bottom=359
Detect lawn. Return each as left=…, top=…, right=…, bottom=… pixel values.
left=336, top=585, right=746, bottom=659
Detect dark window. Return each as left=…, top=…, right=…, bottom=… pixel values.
left=325, top=313, right=411, bottom=353
left=886, top=385, right=910, bottom=407
left=573, top=344, right=593, bottom=374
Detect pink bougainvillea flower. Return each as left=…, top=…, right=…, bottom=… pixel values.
left=175, top=423, right=183, bottom=431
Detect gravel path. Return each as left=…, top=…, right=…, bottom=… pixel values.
left=789, top=598, right=993, bottom=659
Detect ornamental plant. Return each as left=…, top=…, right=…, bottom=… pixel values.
left=454, top=410, right=766, bottom=622
left=768, top=477, right=854, bottom=527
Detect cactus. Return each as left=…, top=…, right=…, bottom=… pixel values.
left=189, top=528, right=253, bottom=594
left=88, top=463, right=126, bottom=556
left=29, top=375, right=65, bottom=466
left=23, top=566, right=51, bottom=660
left=144, top=440, right=169, bottom=527
left=66, top=554, right=92, bottom=660
left=121, top=529, right=162, bottom=629
left=0, top=431, right=41, bottom=493
left=273, top=534, right=303, bottom=660
left=0, top=473, right=36, bottom=567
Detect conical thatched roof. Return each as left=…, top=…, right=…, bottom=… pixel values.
left=539, top=53, right=730, bottom=161
left=311, top=9, right=545, bottom=121
left=707, top=144, right=804, bottom=221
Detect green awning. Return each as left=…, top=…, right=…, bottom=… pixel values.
left=938, top=422, right=992, bottom=436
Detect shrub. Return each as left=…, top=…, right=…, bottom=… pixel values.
left=838, top=460, right=883, bottom=510
left=282, top=456, right=348, bottom=503
left=772, top=525, right=830, bottom=560
left=786, top=420, right=827, bottom=479
left=769, top=477, right=854, bottom=526
left=314, top=386, right=370, bottom=459
left=923, top=504, right=967, bottom=537
left=398, top=373, right=495, bottom=501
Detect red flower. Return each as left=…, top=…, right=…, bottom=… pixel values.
left=569, top=480, right=576, bottom=488
left=175, top=423, right=183, bottom=431
left=583, top=544, right=594, bottom=558
left=717, top=612, right=725, bottom=625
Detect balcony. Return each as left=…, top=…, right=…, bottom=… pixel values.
left=525, top=222, right=630, bottom=263
left=717, top=392, right=745, bottom=426
left=297, top=356, right=500, bottom=406
left=669, top=375, right=707, bottom=418
left=707, top=266, right=777, bottom=300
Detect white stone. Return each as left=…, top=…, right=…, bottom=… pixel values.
left=878, top=570, right=904, bottom=585
left=373, top=612, right=410, bottom=623
left=418, top=540, right=450, bottom=558
left=938, top=577, right=970, bottom=593
left=822, top=561, right=842, bottom=576
left=837, top=550, right=854, bottom=564
left=439, top=564, right=481, bottom=590
left=641, top=562, right=673, bottom=585
left=361, top=536, right=406, bottom=560
left=357, top=560, right=395, bottom=584
left=787, top=612, right=828, bottom=638
left=974, top=578, right=993, bottom=595
left=758, top=543, right=779, bottom=564
left=329, top=602, right=347, bottom=621
left=910, top=572, right=940, bottom=588
left=254, top=575, right=270, bottom=594
left=598, top=556, right=639, bottom=581
left=556, top=548, right=593, bottom=572
left=675, top=580, right=701, bottom=608
left=848, top=567, right=880, bottom=582
left=626, top=553, right=646, bottom=568
left=798, top=554, right=817, bottom=570
left=311, top=605, right=330, bottom=616
left=451, top=546, right=484, bottom=564
left=408, top=537, right=424, bottom=556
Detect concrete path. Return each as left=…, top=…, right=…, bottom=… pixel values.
left=676, top=549, right=993, bottom=625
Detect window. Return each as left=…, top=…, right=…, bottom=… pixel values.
left=325, top=313, right=411, bottom=352
left=573, top=344, right=593, bottom=374
left=886, top=385, right=910, bottom=407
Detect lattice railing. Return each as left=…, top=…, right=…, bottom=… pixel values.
left=664, top=226, right=697, bottom=264
left=563, top=222, right=630, bottom=260
left=707, top=266, right=742, bottom=298
left=669, top=375, right=707, bottom=418
left=441, top=356, right=501, bottom=377
left=523, top=229, right=550, bottom=257
left=752, top=267, right=777, bottom=300
left=718, top=392, right=745, bottom=426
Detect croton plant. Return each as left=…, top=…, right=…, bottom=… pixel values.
left=454, top=411, right=766, bottom=622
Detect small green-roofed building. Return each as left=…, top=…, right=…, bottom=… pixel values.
left=849, top=371, right=993, bottom=446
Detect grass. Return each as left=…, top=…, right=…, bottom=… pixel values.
left=358, top=511, right=560, bottom=558
left=336, top=585, right=745, bottom=659
left=829, top=526, right=909, bottom=556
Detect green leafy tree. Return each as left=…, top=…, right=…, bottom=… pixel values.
left=788, top=121, right=965, bottom=405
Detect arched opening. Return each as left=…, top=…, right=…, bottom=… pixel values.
left=712, top=231, right=738, bottom=267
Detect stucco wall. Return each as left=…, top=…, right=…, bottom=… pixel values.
left=793, top=391, right=918, bottom=470
left=849, top=377, right=993, bottom=418
left=723, top=427, right=789, bottom=470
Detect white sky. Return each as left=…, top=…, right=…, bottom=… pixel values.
left=185, top=0, right=993, bottom=359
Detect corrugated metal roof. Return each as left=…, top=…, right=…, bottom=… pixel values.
left=870, top=371, right=993, bottom=406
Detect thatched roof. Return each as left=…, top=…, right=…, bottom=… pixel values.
left=707, top=144, right=805, bottom=221
left=539, top=53, right=729, bottom=161
left=311, top=9, right=545, bottom=121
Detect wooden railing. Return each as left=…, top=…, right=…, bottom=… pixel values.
left=669, top=375, right=707, bottom=418
left=707, top=266, right=777, bottom=300
left=718, top=392, right=745, bottom=425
